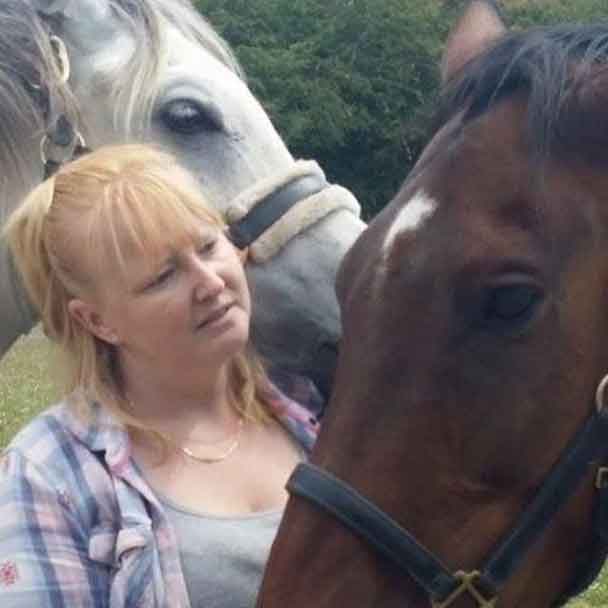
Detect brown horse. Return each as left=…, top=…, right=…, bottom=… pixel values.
left=258, top=2, right=608, bottom=607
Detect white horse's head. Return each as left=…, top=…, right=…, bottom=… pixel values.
left=0, top=0, right=366, bottom=395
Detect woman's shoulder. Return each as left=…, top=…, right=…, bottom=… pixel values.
left=4, top=401, right=72, bottom=459
left=268, top=368, right=325, bottom=419
left=1, top=401, right=122, bottom=515
left=266, top=371, right=324, bottom=452
left=6, top=398, right=126, bottom=456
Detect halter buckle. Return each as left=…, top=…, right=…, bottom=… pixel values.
left=49, top=35, right=70, bottom=84
left=596, top=467, right=608, bottom=489
left=431, top=571, right=497, bottom=608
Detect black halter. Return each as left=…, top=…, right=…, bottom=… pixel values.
left=287, top=404, right=608, bottom=606
left=227, top=172, right=326, bottom=250
left=42, top=114, right=90, bottom=179
left=31, top=33, right=90, bottom=179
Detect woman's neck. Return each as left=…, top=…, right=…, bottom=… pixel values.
left=123, top=362, right=239, bottom=440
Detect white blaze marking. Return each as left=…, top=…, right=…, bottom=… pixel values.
left=383, top=189, right=438, bottom=254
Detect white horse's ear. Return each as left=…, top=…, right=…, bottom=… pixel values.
left=32, top=0, right=117, bottom=53
left=441, top=0, right=506, bottom=84
left=32, top=0, right=71, bottom=16
left=32, top=0, right=113, bottom=26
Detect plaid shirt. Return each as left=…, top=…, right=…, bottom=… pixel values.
left=0, top=379, right=321, bottom=607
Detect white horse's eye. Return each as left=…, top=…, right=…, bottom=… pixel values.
left=159, top=98, right=223, bottom=135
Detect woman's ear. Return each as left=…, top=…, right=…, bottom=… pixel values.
left=68, top=298, right=120, bottom=344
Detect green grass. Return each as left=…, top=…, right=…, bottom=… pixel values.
left=0, top=329, right=58, bottom=448
left=1, top=333, right=608, bottom=604
left=569, top=574, right=608, bottom=607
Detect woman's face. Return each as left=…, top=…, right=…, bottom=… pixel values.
left=74, top=222, right=251, bottom=388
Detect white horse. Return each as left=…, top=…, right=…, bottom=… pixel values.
left=0, top=0, right=366, bottom=396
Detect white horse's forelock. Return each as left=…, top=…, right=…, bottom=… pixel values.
left=100, top=0, right=245, bottom=136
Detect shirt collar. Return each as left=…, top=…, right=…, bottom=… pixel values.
left=58, top=399, right=132, bottom=473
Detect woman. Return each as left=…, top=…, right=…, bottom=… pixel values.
left=0, top=144, right=321, bottom=607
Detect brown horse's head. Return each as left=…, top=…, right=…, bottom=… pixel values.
left=259, top=2, right=608, bottom=607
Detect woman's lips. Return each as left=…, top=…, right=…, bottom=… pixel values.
left=196, top=303, right=232, bottom=329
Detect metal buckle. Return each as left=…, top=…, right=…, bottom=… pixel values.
left=431, top=571, right=497, bottom=608
left=40, top=131, right=86, bottom=166
left=49, top=35, right=71, bottom=84
left=596, top=467, right=608, bottom=489
left=595, top=374, right=608, bottom=414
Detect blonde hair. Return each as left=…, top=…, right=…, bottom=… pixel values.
left=3, top=143, right=273, bottom=439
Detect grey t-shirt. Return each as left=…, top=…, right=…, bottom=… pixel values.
left=159, top=494, right=283, bottom=608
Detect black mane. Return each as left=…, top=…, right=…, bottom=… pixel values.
left=439, top=24, right=608, bottom=163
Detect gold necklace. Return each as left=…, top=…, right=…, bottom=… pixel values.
left=178, top=418, right=244, bottom=464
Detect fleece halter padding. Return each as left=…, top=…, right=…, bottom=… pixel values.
left=225, top=160, right=361, bottom=264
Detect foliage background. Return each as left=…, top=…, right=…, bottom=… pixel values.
left=196, top=0, right=608, bottom=218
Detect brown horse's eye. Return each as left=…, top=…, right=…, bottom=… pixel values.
left=482, top=285, right=541, bottom=328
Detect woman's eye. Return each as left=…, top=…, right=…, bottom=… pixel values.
left=146, top=267, right=173, bottom=289
left=199, top=239, right=217, bottom=255
left=482, top=285, right=542, bottom=328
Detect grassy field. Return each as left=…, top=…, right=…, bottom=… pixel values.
left=0, top=329, right=58, bottom=448
left=0, top=333, right=607, bottom=605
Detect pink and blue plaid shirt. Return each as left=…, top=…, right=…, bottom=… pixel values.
left=0, top=379, right=321, bottom=607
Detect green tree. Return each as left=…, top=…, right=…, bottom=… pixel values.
left=198, top=0, right=446, bottom=217
left=197, top=0, right=608, bottom=217
left=508, top=0, right=607, bottom=27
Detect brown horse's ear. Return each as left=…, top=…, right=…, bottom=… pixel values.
left=441, top=0, right=506, bottom=84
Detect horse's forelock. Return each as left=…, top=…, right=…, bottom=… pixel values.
left=105, top=0, right=244, bottom=136
left=149, top=0, right=243, bottom=78
left=437, top=24, right=608, bottom=164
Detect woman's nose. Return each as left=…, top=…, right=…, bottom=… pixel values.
left=192, top=261, right=225, bottom=301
